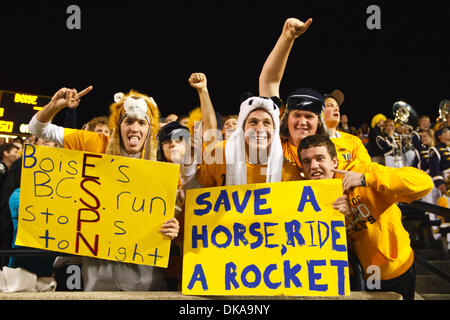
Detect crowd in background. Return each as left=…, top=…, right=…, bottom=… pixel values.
left=0, top=98, right=446, bottom=236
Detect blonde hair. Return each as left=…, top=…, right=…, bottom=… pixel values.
left=186, top=107, right=202, bottom=136
left=82, top=116, right=110, bottom=132
left=422, top=129, right=435, bottom=146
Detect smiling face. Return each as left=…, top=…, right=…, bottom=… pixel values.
left=120, top=115, right=150, bottom=155
left=223, top=117, right=238, bottom=139
left=287, top=110, right=319, bottom=146
left=299, top=145, right=338, bottom=180
left=418, top=116, right=430, bottom=130
left=244, top=109, right=274, bottom=152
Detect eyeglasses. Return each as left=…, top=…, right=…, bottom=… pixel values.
left=162, top=139, right=183, bottom=146
left=160, top=128, right=190, bottom=145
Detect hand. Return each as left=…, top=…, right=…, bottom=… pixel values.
left=282, top=17, right=313, bottom=40
left=160, top=217, right=180, bottom=240
left=332, top=168, right=365, bottom=192
left=188, top=73, right=207, bottom=91
left=50, top=86, right=93, bottom=110
left=333, top=195, right=351, bottom=216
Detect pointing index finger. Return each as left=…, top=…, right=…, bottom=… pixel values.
left=331, top=168, right=349, bottom=175
left=304, top=18, right=313, bottom=27
left=76, top=85, right=93, bottom=99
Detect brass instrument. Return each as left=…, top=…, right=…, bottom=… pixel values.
left=439, top=99, right=450, bottom=121
left=391, top=101, right=418, bottom=167
left=393, top=101, right=418, bottom=128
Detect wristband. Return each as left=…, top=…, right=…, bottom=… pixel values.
left=360, top=174, right=366, bottom=187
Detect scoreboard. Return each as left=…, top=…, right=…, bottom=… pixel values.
left=0, top=90, right=51, bottom=136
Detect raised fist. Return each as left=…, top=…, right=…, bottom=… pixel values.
left=282, top=17, right=313, bottom=40
left=188, top=72, right=207, bottom=91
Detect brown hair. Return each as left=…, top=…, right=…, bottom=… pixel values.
left=297, top=134, right=337, bottom=163
left=223, top=115, right=238, bottom=123
left=82, top=116, right=110, bottom=132
left=0, top=143, right=19, bottom=161
left=279, top=109, right=326, bottom=142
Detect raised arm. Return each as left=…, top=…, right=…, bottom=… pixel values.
left=188, top=73, right=217, bottom=132
left=29, top=86, right=92, bottom=145
left=36, top=86, right=93, bottom=123
left=259, top=17, right=312, bottom=98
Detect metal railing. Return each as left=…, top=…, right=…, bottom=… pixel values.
left=400, top=200, right=450, bottom=284
left=405, top=200, right=450, bottom=220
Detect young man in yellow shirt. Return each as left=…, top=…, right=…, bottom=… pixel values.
left=28, top=86, right=180, bottom=291
left=297, top=134, right=433, bottom=300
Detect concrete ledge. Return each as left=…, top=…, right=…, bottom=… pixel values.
left=0, top=291, right=402, bottom=300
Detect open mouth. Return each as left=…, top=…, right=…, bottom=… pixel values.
left=294, top=127, right=312, bottom=137
left=128, top=135, right=140, bottom=147
left=248, top=132, right=268, bottom=141
left=250, top=136, right=268, bottom=145
left=310, top=171, right=323, bottom=179
left=295, top=126, right=309, bottom=132
left=253, top=136, right=267, bottom=141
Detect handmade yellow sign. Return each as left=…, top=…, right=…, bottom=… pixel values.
left=182, top=179, right=350, bottom=296
left=16, top=144, right=180, bottom=268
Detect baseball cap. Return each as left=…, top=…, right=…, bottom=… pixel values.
left=324, top=89, right=344, bottom=106
left=286, top=88, right=324, bottom=114
left=157, top=121, right=190, bottom=143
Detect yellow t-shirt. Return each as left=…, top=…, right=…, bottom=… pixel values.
left=338, top=161, right=433, bottom=280
left=197, top=140, right=302, bottom=187
left=331, top=131, right=371, bottom=170
left=281, top=140, right=300, bottom=168
left=63, top=128, right=109, bottom=154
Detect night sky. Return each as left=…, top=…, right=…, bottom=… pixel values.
left=1, top=1, right=450, bottom=128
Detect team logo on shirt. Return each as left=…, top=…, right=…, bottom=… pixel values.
left=346, top=195, right=377, bottom=236
left=338, top=148, right=352, bottom=161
